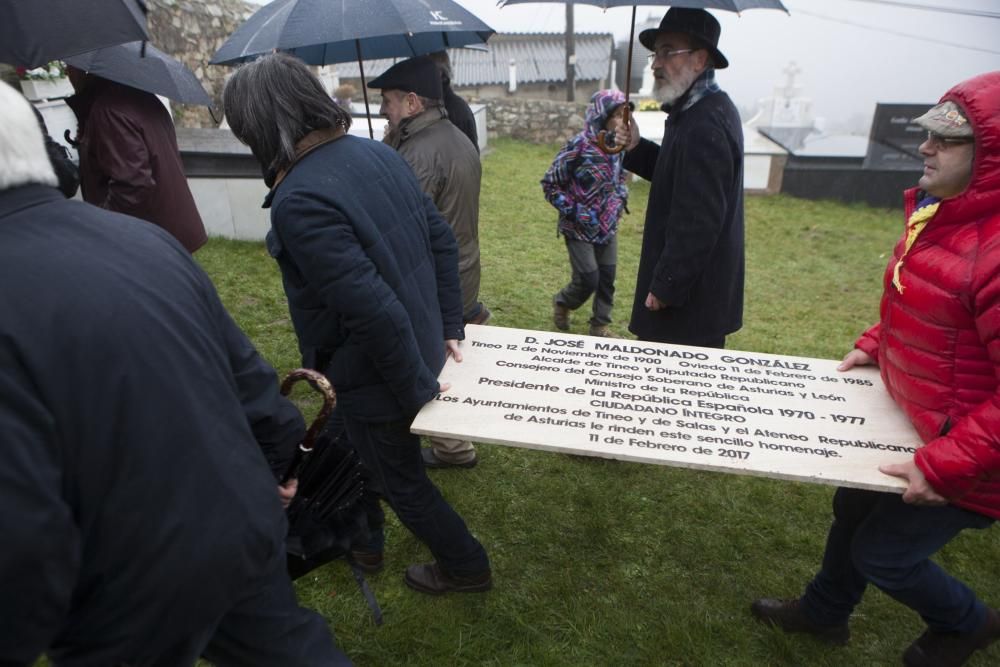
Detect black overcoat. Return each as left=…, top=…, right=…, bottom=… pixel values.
left=443, top=79, right=479, bottom=153
left=623, top=89, right=745, bottom=344
left=0, top=185, right=303, bottom=665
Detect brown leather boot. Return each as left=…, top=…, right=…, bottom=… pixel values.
left=903, top=607, right=1000, bottom=667
left=588, top=324, right=619, bottom=338
left=750, top=598, right=850, bottom=645
left=404, top=562, right=492, bottom=595
left=552, top=296, right=570, bottom=331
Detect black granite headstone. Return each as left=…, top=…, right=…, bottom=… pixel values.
left=863, top=103, right=930, bottom=171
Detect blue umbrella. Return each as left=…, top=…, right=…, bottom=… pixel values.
left=65, top=41, right=211, bottom=106
left=211, top=0, right=494, bottom=65
left=210, top=0, right=495, bottom=138
left=0, top=0, right=148, bottom=68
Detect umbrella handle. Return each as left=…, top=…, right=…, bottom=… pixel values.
left=597, top=4, right=636, bottom=156
left=596, top=105, right=630, bottom=155
left=279, top=368, right=337, bottom=483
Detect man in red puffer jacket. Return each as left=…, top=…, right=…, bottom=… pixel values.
left=751, top=70, right=1000, bottom=667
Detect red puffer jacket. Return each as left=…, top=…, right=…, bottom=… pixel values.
left=855, top=71, right=1000, bottom=520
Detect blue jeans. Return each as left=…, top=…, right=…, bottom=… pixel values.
left=342, top=414, right=490, bottom=577
left=801, top=487, right=993, bottom=633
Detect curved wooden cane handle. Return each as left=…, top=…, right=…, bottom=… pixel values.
left=280, top=368, right=337, bottom=453
left=596, top=105, right=630, bottom=154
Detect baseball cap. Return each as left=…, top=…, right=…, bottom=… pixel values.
left=912, top=100, right=973, bottom=139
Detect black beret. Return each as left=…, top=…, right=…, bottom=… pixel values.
left=368, top=55, right=443, bottom=100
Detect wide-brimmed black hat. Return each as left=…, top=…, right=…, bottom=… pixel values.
left=639, top=8, right=728, bottom=70
left=368, top=55, right=443, bottom=100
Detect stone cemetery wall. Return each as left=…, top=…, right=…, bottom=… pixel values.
left=475, top=97, right=588, bottom=145
left=147, top=0, right=255, bottom=128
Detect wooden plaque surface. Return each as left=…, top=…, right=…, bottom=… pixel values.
left=412, top=326, right=922, bottom=493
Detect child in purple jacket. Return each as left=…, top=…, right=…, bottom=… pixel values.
left=542, top=89, right=631, bottom=337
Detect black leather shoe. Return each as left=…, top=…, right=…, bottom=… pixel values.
left=903, top=607, right=1000, bottom=667
left=349, top=549, right=384, bottom=575
left=404, top=562, right=492, bottom=595
left=421, top=447, right=477, bottom=469
left=751, top=598, right=850, bottom=645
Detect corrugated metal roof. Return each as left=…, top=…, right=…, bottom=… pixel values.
left=334, top=33, right=614, bottom=87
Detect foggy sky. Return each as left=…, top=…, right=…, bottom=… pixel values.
left=457, top=0, right=1000, bottom=131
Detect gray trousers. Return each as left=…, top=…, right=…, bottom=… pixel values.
left=428, top=434, right=475, bottom=462
left=555, top=235, right=617, bottom=326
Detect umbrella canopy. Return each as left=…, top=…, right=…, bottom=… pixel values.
left=499, top=0, right=785, bottom=10
left=211, top=0, right=495, bottom=139
left=0, top=0, right=148, bottom=68
left=210, top=0, right=495, bottom=66
left=65, top=41, right=211, bottom=106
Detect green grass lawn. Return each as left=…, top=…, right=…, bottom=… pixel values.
left=196, top=138, right=999, bottom=666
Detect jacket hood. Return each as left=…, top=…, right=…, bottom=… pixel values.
left=936, top=71, right=1000, bottom=219
left=584, top=89, right=632, bottom=136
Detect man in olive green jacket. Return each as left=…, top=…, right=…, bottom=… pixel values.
left=371, top=55, right=486, bottom=469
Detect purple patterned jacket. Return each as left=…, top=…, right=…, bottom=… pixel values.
left=541, top=90, right=630, bottom=245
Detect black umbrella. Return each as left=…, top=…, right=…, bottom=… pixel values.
left=0, top=0, right=148, bottom=68
left=279, top=368, right=381, bottom=622
left=211, top=0, right=495, bottom=138
left=499, top=0, right=788, bottom=152
left=64, top=41, right=211, bottom=106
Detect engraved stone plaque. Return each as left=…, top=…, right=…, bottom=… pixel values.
left=412, top=326, right=922, bottom=493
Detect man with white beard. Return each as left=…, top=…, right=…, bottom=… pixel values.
left=615, top=8, right=744, bottom=349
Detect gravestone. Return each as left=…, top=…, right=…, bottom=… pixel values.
left=863, top=103, right=931, bottom=171
left=412, top=326, right=923, bottom=493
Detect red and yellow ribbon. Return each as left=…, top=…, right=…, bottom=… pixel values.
left=892, top=200, right=940, bottom=294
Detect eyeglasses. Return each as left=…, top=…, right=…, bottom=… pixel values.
left=924, top=131, right=973, bottom=150
left=647, top=48, right=695, bottom=64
